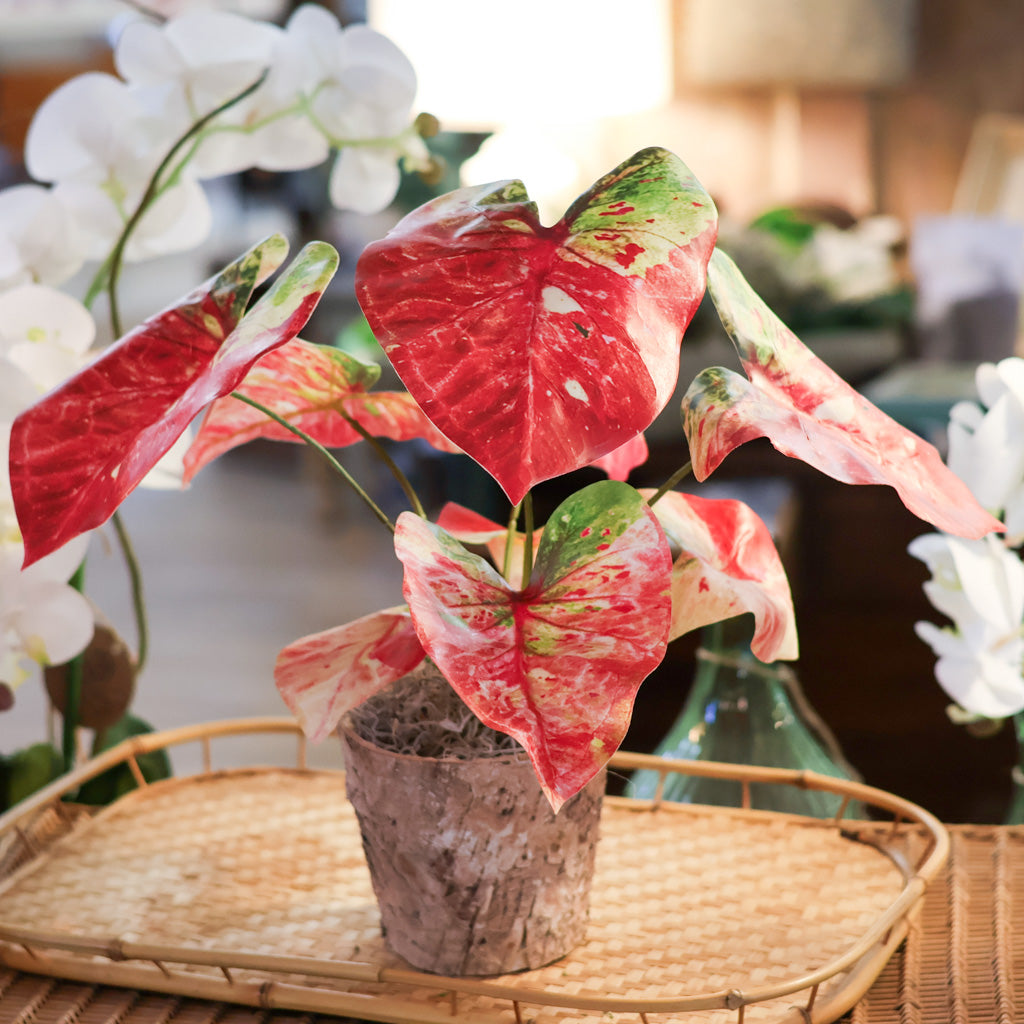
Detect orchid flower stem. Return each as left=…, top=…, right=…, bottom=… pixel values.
left=112, top=510, right=149, bottom=674
left=337, top=410, right=425, bottom=519
left=503, top=503, right=520, bottom=582
left=61, top=563, right=86, bottom=774
left=647, top=461, right=693, bottom=507
left=521, top=493, right=535, bottom=585
left=88, top=69, right=269, bottom=331
left=232, top=392, right=396, bottom=534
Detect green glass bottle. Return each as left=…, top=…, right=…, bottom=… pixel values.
left=627, top=620, right=863, bottom=818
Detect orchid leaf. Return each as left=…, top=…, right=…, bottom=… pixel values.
left=435, top=502, right=542, bottom=589
left=685, top=248, right=1002, bottom=540
left=10, top=236, right=339, bottom=566
left=395, top=480, right=673, bottom=809
left=642, top=490, right=798, bottom=661
left=184, top=339, right=460, bottom=481
left=356, top=147, right=717, bottom=505
left=274, top=607, right=425, bottom=743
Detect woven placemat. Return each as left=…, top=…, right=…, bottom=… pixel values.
left=0, top=767, right=915, bottom=1024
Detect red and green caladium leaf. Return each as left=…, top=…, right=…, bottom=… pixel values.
left=10, top=235, right=339, bottom=566
left=642, top=490, right=798, bottom=661
left=435, top=501, right=543, bottom=589
left=684, top=249, right=1003, bottom=540
left=274, top=607, right=425, bottom=743
left=183, top=338, right=461, bottom=482
left=591, top=431, right=649, bottom=481
left=356, top=147, right=717, bottom=506
left=395, top=480, right=673, bottom=810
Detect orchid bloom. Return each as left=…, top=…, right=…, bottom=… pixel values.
left=947, top=358, right=1024, bottom=544
left=24, top=73, right=211, bottom=260
left=0, top=429, right=92, bottom=705
left=0, top=185, right=86, bottom=292
left=909, top=532, right=1024, bottom=719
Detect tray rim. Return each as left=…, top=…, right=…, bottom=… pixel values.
left=0, top=716, right=950, bottom=1023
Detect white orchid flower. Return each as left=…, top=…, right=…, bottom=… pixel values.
left=25, top=73, right=211, bottom=260
left=0, top=185, right=86, bottom=292
left=910, top=531, right=1024, bottom=717
left=0, top=427, right=93, bottom=694
left=115, top=10, right=292, bottom=178
left=0, top=284, right=96, bottom=404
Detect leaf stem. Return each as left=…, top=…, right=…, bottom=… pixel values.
left=231, top=392, right=396, bottom=534
left=112, top=510, right=149, bottom=673
left=521, top=492, right=535, bottom=585
left=503, top=502, right=520, bottom=581
left=647, top=461, right=693, bottom=507
left=93, top=70, right=269, bottom=336
left=336, top=410, right=426, bottom=518
left=61, top=562, right=86, bottom=774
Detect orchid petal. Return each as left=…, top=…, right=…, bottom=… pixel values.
left=395, top=480, right=672, bottom=809
left=0, top=185, right=85, bottom=289
left=329, top=147, right=403, bottom=215
left=685, top=248, right=1002, bottom=539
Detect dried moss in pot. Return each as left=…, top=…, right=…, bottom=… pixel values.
left=339, top=662, right=606, bottom=976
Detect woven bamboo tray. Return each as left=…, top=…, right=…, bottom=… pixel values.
left=0, top=718, right=948, bottom=1024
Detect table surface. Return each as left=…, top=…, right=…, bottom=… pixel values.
left=2, top=822, right=1021, bottom=1024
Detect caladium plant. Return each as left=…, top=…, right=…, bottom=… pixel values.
left=10, top=146, right=1002, bottom=810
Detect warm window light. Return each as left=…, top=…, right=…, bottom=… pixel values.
left=366, top=0, right=673, bottom=131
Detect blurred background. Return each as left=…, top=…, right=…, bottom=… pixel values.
left=2, top=0, right=1023, bottom=820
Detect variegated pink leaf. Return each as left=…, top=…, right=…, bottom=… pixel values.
left=357, top=147, right=717, bottom=505
left=590, top=431, right=649, bottom=481
left=274, top=607, right=425, bottom=743
left=183, top=338, right=461, bottom=481
left=684, top=248, right=1002, bottom=540
left=11, top=236, right=339, bottom=566
left=642, top=489, right=797, bottom=661
left=395, top=480, right=673, bottom=810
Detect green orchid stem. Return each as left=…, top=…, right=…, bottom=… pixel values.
left=647, top=461, right=693, bottom=507
left=112, top=510, right=149, bottom=674
left=503, top=503, right=520, bottom=581
left=521, top=493, right=535, bottom=585
left=232, top=392, right=396, bottom=534
left=61, top=563, right=86, bottom=774
left=337, top=410, right=426, bottom=519
left=89, top=70, right=269, bottom=330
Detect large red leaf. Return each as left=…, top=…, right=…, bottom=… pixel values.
left=356, top=147, right=717, bottom=505
left=10, top=237, right=339, bottom=566
left=684, top=249, right=1002, bottom=540
left=395, top=480, right=673, bottom=809
left=274, top=607, right=425, bottom=742
left=184, top=339, right=461, bottom=481
left=642, top=490, right=798, bottom=661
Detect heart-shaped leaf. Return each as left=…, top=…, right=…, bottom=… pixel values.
left=10, top=236, right=339, bottom=566
left=356, top=147, right=717, bottom=505
left=642, top=490, right=798, bottom=661
left=591, top=431, right=649, bottom=481
left=685, top=248, right=1002, bottom=540
left=184, top=339, right=461, bottom=481
left=275, top=607, right=425, bottom=743
left=395, top=480, right=673, bottom=809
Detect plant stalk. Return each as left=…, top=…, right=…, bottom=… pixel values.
left=647, top=461, right=693, bottom=507
left=61, top=563, right=86, bottom=773
left=112, top=510, right=149, bottom=673
left=231, top=393, right=396, bottom=533
left=520, top=493, right=535, bottom=586
left=337, top=409, right=426, bottom=519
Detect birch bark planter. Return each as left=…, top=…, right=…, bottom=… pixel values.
left=338, top=721, right=605, bottom=976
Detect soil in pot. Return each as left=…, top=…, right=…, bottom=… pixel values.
left=339, top=662, right=606, bottom=976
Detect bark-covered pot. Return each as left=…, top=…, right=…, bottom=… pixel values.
left=338, top=709, right=605, bottom=976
